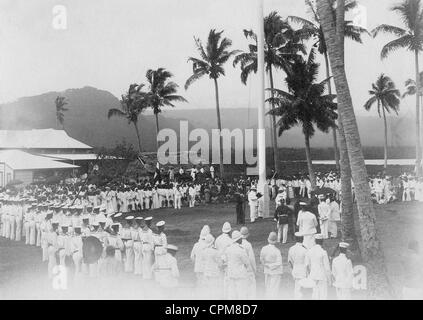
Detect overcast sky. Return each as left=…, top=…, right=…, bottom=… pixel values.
left=0, top=0, right=417, bottom=116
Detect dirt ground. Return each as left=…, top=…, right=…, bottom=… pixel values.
left=0, top=201, right=421, bottom=299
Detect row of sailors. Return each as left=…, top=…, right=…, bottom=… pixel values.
left=190, top=222, right=353, bottom=300
left=269, top=175, right=342, bottom=198
left=61, top=184, right=202, bottom=212
left=0, top=201, right=180, bottom=287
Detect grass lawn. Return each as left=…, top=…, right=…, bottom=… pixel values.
left=1, top=200, right=422, bottom=299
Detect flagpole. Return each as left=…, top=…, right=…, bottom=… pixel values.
left=257, top=0, right=270, bottom=218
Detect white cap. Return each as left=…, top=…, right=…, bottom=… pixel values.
left=135, top=217, right=144, bottom=220
left=145, top=217, right=153, bottom=221
left=114, top=213, right=122, bottom=218
left=204, top=234, right=215, bottom=246
left=200, top=225, right=210, bottom=239
left=231, top=230, right=242, bottom=242
left=156, top=220, right=165, bottom=227
left=125, top=215, right=134, bottom=220
left=222, top=222, right=231, bottom=233
left=339, top=242, right=349, bottom=248
left=299, top=202, right=307, bottom=206
left=166, top=244, right=178, bottom=251
left=240, top=226, right=249, bottom=238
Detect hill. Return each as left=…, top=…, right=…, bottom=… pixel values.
left=0, top=86, right=414, bottom=151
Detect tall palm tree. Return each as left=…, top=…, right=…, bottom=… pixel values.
left=145, top=68, right=187, bottom=147
left=108, top=84, right=148, bottom=152
left=185, top=29, right=239, bottom=178
left=372, top=0, right=423, bottom=176
left=316, top=0, right=392, bottom=298
left=55, top=96, right=69, bottom=130
left=364, top=74, right=401, bottom=169
left=268, top=49, right=337, bottom=189
left=233, top=12, right=306, bottom=175
left=289, top=0, right=369, bottom=172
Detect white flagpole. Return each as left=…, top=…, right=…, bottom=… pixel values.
left=257, top=0, right=270, bottom=218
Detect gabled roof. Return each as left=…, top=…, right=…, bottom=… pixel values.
left=0, top=150, right=79, bottom=170
left=41, top=153, right=98, bottom=161
left=0, top=129, right=92, bottom=149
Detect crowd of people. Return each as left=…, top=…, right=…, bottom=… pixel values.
left=0, top=167, right=422, bottom=299
left=0, top=190, right=354, bottom=299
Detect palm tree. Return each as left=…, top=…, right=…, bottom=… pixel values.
left=145, top=68, right=187, bottom=147
left=185, top=29, right=239, bottom=178
left=403, top=71, right=423, bottom=109
left=268, top=49, right=337, bottom=189
left=316, top=0, right=392, bottom=298
left=233, top=12, right=306, bottom=175
left=372, top=0, right=423, bottom=176
left=55, top=96, right=69, bottom=130
left=364, top=74, right=401, bottom=169
left=108, top=84, right=148, bottom=152
left=289, top=0, right=369, bottom=172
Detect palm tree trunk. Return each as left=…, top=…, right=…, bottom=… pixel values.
left=133, top=121, right=143, bottom=153
left=213, top=78, right=224, bottom=178
left=304, top=134, right=316, bottom=189
left=415, top=49, right=421, bottom=176
left=317, top=0, right=392, bottom=298
left=381, top=103, right=388, bottom=169
left=155, top=113, right=160, bottom=150
left=268, top=65, right=280, bottom=175
left=338, top=116, right=355, bottom=241
left=324, top=51, right=340, bottom=172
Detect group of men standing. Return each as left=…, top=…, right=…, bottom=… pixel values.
left=189, top=221, right=354, bottom=300
left=0, top=195, right=180, bottom=290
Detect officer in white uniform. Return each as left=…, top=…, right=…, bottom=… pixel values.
left=240, top=226, right=256, bottom=299
left=332, top=242, right=354, bottom=300
left=260, top=232, right=283, bottom=299
left=247, top=187, right=258, bottom=223
left=296, top=202, right=318, bottom=249
left=317, top=195, right=330, bottom=239
left=288, top=232, right=308, bottom=299
left=190, top=225, right=210, bottom=286
left=201, top=234, right=223, bottom=299
left=224, top=230, right=250, bottom=300
left=140, top=216, right=154, bottom=279
left=133, top=217, right=144, bottom=275
left=305, top=234, right=331, bottom=300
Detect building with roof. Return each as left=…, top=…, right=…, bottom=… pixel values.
left=0, top=129, right=96, bottom=186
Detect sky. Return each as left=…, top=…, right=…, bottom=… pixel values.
left=0, top=0, right=418, bottom=117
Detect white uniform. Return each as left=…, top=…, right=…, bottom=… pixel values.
left=201, top=246, right=223, bottom=298
left=288, top=242, right=308, bottom=299
left=318, top=201, right=330, bottom=239
left=260, top=243, right=283, bottom=299
left=305, top=244, right=331, bottom=300
left=224, top=242, right=250, bottom=300
left=297, top=210, right=318, bottom=249
left=242, top=238, right=257, bottom=299
left=140, top=227, right=154, bottom=279
left=247, top=190, right=258, bottom=223
left=329, top=201, right=341, bottom=238
left=190, top=239, right=207, bottom=284
left=332, top=253, right=354, bottom=300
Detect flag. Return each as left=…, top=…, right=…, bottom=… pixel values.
left=154, top=162, right=161, bottom=181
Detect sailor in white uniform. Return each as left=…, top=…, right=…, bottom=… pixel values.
left=332, top=242, right=354, bottom=300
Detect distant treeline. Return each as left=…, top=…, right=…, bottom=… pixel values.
left=273, top=146, right=415, bottom=162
